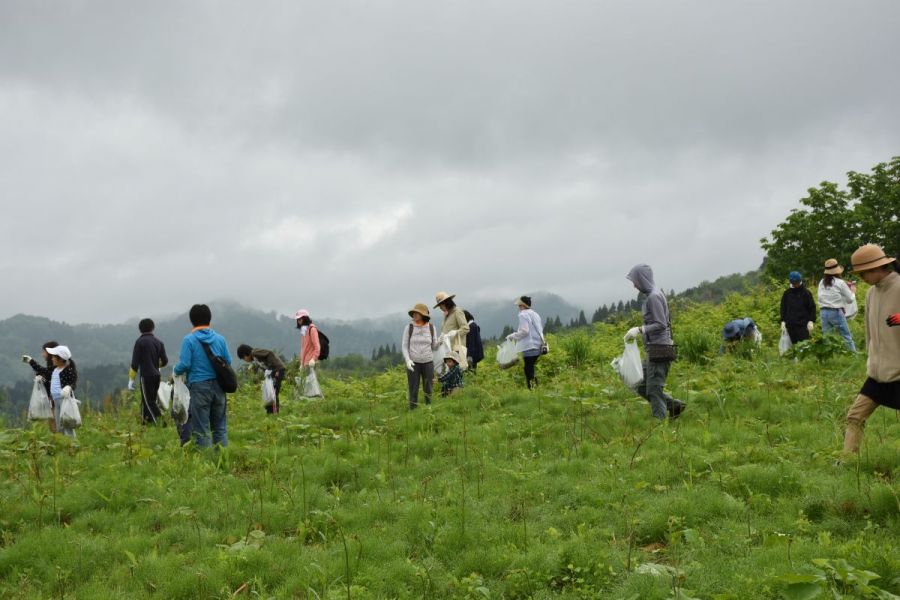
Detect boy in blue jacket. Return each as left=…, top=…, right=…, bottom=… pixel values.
left=173, top=304, right=232, bottom=448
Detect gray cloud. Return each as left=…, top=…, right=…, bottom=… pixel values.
left=1, top=1, right=898, bottom=323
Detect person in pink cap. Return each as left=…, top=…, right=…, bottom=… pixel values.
left=294, top=309, right=321, bottom=368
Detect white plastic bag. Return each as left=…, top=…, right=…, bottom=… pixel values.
left=302, top=367, right=323, bottom=398
left=433, top=337, right=452, bottom=376
left=496, top=340, right=519, bottom=369
left=28, top=376, right=53, bottom=421
left=778, top=330, right=792, bottom=356
left=262, top=370, right=276, bottom=407
left=59, top=389, right=82, bottom=429
left=172, top=376, right=191, bottom=425
left=156, top=381, right=172, bottom=412
left=845, top=297, right=858, bottom=320
left=611, top=340, right=644, bottom=389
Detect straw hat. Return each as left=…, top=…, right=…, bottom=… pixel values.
left=434, top=291, right=456, bottom=308
left=851, top=243, right=896, bottom=273
left=408, top=303, right=430, bottom=319
left=445, top=350, right=461, bottom=365
left=47, top=345, right=72, bottom=361
left=823, top=259, right=844, bottom=276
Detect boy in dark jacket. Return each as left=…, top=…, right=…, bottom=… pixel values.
left=438, top=351, right=465, bottom=397
left=237, top=345, right=286, bottom=414
left=129, top=318, right=169, bottom=425
left=780, top=271, right=816, bottom=344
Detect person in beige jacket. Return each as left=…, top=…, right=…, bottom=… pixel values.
left=434, top=291, right=470, bottom=370
left=842, top=244, right=899, bottom=455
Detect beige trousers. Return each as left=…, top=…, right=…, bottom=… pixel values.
left=842, top=394, right=879, bottom=454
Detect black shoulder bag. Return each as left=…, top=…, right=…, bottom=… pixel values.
left=645, top=315, right=677, bottom=363
left=200, top=342, right=238, bottom=393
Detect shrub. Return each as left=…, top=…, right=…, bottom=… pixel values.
left=677, top=329, right=717, bottom=364
left=562, top=333, right=592, bottom=367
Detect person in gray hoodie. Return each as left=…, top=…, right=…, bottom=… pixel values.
left=624, top=264, right=685, bottom=420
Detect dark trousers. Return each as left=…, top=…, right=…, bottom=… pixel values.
left=786, top=323, right=810, bottom=345
left=636, top=360, right=684, bottom=420
left=266, top=369, right=285, bottom=415
left=140, top=374, right=162, bottom=425
left=523, top=354, right=539, bottom=389
left=407, top=361, right=434, bottom=408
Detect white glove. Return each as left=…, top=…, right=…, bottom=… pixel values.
left=127, top=379, right=135, bottom=391
left=806, top=321, right=814, bottom=333
left=62, top=385, right=73, bottom=398
left=505, top=334, right=514, bottom=342
left=308, top=359, right=316, bottom=368
left=22, top=354, right=33, bottom=364
left=624, top=327, right=641, bottom=342
left=405, top=359, right=415, bottom=371
left=780, top=322, right=787, bottom=333
left=444, top=329, right=458, bottom=339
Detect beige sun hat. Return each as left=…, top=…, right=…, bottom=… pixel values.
left=850, top=243, right=896, bottom=273
left=445, top=350, right=462, bottom=365
left=434, top=291, right=456, bottom=308
left=823, top=258, right=844, bottom=276
left=408, top=303, right=430, bottom=319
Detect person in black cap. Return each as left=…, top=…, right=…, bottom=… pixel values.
left=506, top=296, right=545, bottom=389
left=780, top=271, right=816, bottom=344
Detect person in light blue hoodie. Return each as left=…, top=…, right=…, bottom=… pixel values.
left=625, top=264, right=685, bottom=420
left=173, top=304, right=232, bottom=448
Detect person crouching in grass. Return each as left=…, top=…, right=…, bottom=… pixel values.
left=237, top=344, right=286, bottom=415
left=438, top=351, right=464, bottom=397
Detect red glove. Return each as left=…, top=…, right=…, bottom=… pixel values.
left=887, top=313, right=900, bottom=327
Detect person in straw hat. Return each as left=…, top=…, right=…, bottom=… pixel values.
left=816, top=258, right=857, bottom=352
left=434, top=291, right=470, bottom=370
left=841, top=244, right=899, bottom=455
left=401, top=303, right=441, bottom=409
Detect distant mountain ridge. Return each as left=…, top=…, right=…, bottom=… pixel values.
left=0, top=292, right=583, bottom=388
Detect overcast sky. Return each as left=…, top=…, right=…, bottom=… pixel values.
left=1, top=1, right=898, bottom=324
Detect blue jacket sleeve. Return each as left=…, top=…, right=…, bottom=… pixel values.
left=173, top=337, right=193, bottom=376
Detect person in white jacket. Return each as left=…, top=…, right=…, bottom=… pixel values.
left=506, top=296, right=545, bottom=389
left=817, top=259, right=857, bottom=352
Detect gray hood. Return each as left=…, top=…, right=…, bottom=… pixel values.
left=627, top=264, right=656, bottom=295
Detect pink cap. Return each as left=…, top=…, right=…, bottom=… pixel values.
left=293, top=309, right=310, bottom=320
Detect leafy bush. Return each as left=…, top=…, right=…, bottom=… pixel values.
left=677, top=329, right=717, bottom=364
left=562, top=332, right=592, bottom=367
left=786, top=334, right=852, bottom=363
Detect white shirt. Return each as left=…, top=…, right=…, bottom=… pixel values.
left=50, top=368, right=63, bottom=400
left=817, top=278, right=855, bottom=309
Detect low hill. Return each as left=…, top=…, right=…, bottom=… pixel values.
left=0, top=286, right=896, bottom=598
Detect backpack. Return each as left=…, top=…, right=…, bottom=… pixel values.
left=314, top=326, right=330, bottom=360
left=407, top=323, right=436, bottom=346
left=200, top=341, right=239, bottom=393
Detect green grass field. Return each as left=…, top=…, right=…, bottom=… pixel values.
left=1, top=290, right=898, bottom=599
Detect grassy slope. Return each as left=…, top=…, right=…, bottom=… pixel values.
left=0, top=287, right=897, bottom=600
